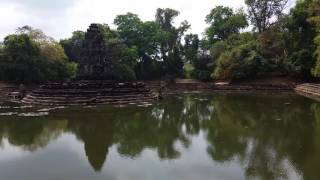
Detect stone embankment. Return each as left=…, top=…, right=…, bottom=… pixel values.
left=0, top=82, right=18, bottom=101
left=167, top=79, right=293, bottom=92
left=22, top=81, right=158, bottom=106
left=0, top=79, right=298, bottom=105
left=295, top=83, right=320, bottom=101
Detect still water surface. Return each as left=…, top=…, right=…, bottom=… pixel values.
left=0, top=93, right=319, bottom=180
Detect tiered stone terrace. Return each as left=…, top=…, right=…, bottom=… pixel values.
left=22, top=81, right=157, bottom=106
left=295, top=83, right=320, bottom=101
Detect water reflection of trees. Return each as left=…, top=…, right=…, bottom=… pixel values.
left=0, top=116, right=66, bottom=151
left=204, top=94, right=319, bottom=180
left=0, top=94, right=320, bottom=179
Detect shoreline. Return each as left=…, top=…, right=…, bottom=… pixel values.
left=1, top=80, right=317, bottom=104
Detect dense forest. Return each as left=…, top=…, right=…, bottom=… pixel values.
left=0, top=0, right=319, bottom=84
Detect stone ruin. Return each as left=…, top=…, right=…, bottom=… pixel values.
left=21, top=24, right=159, bottom=106
left=22, top=81, right=157, bottom=106
left=78, top=24, right=110, bottom=80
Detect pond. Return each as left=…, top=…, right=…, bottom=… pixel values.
left=0, top=93, right=319, bottom=180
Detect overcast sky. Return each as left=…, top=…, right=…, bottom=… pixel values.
left=0, top=0, right=297, bottom=41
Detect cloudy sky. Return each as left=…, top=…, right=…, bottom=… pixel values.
left=0, top=0, right=297, bottom=41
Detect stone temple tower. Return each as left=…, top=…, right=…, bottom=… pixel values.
left=78, top=24, right=110, bottom=79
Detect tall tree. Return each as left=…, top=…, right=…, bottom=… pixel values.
left=115, top=13, right=164, bottom=79
left=114, top=13, right=143, bottom=48
left=0, top=34, right=40, bottom=83
left=184, top=34, right=199, bottom=64
left=0, top=26, right=76, bottom=84
left=205, top=6, right=248, bottom=43
left=60, top=31, right=85, bottom=62
left=155, top=8, right=190, bottom=77
left=308, top=0, right=320, bottom=76
left=245, top=0, right=288, bottom=32
left=283, top=0, right=318, bottom=78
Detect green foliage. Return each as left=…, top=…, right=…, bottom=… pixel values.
left=111, top=44, right=138, bottom=80
left=111, top=64, right=137, bottom=81
left=199, top=0, right=320, bottom=81
left=213, top=33, right=266, bottom=80
left=183, top=63, right=194, bottom=79
left=114, top=13, right=143, bottom=47
left=114, top=9, right=189, bottom=79
left=114, top=13, right=163, bottom=79
left=0, top=34, right=40, bottom=83
left=284, top=49, right=314, bottom=77
left=0, top=27, right=76, bottom=84
left=309, top=0, right=320, bottom=76
left=2, top=3, right=320, bottom=83
left=156, top=8, right=190, bottom=77
left=60, top=31, right=85, bottom=62
left=314, top=33, right=320, bottom=76
left=195, top=5, right=249, bottom=81
left=245, top=0, right=288, bottom=32
left=257, top=22, right=288, bottom=74
left=191, top=55, right=214, bottom=81
left=283, top=0, right=319, bottom=78
left=184, top=34, right=199, bottom=64
left=205, top=6, right=248, bottom=43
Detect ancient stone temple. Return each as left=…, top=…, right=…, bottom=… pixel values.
left=20, top=24, right=159, bottom=106
left=78, top=24, right=110, bottom=80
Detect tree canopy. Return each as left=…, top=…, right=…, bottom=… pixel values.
left=0, top=27, right=76, bottom=84
left=1, top=1, right=320, bottom=83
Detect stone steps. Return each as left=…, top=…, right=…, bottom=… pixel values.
left=40, top=82, right=145, bottom=90
left=24, top=93, right=152, bottom=101
left=295, top=83, right=320, bottom=96
left=22, top=96, right=155, bottom=106
left=32, top=88, right=150, bottom=94
left=21, top=81, right=158, bottom=106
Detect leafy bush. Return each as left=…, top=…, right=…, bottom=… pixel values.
left=191, top=55, right=214, bottom=81
left=0, top=29, right=77, bottom=84
left=213, top=37, right=266, bottom=80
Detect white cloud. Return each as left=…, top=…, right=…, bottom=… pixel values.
left=0, top=0, right=296, bottom=41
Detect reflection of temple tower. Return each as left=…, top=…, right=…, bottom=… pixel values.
left=68, top=119, right=114, bottom=171
left=78, top=24, right=110, bottom=79
left=83, top=127, right=113, bottom=171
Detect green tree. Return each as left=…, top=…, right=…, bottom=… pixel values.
left=0, top=26, right=76, bottom=84
left=114, top=13, right=143, bottom=48
left=205, top=6, right=248, bottom=43
left=193, top=6, right=248, bottom=81
left=156, top=8, right=190, bottom=77
left=114, top=13, right=163, bottom=80
left=184, top=34, right=199, bottom=64
left=39, top=41, right=77, bottom=80
left=283, top=0, right=319, bottom=78
left=213, top=33, right=266, bottom=80
left=0, top=42, right=5, bottom=80
left=308, top=0, right=320, bottom=76
left=245, top=0, right=288, bottom=32
left=0, top=34, right=41, bottom=83
left=98, top=24, right=139, bottom=81
left=60, top=31, right=85, bottom=62
left=257, top=20, right=288, bottom=75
